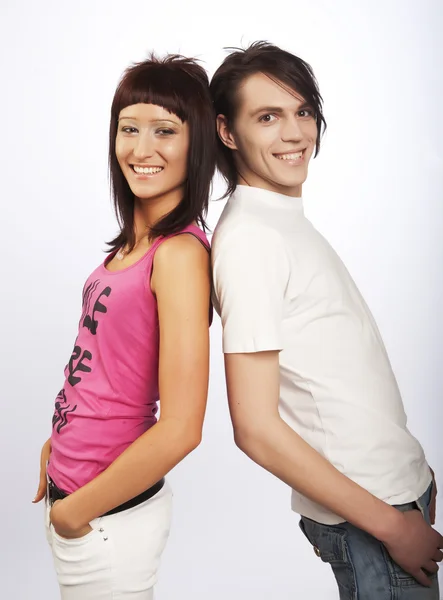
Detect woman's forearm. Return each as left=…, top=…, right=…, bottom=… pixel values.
left=56, top=418, right=200, bottom=530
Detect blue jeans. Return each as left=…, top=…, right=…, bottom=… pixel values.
left=299, top=482, right=440, bottom=599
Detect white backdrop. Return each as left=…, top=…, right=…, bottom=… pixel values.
left=1, top=0, right=442, bottom=598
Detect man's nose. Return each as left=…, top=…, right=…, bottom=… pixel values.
left=280, top=117, right=303, bottom=143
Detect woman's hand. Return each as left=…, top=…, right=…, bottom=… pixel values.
left=33, top=438, right=51, bottom=503
left=50, top=499, right=93, bottom=539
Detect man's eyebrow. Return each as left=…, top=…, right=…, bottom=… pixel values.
left=249, top=106, right=284, bottom=117
left=297, top=101, right=314, bottom=111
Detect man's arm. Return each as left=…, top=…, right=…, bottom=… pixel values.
left=225, top=350, right=443, bottom=586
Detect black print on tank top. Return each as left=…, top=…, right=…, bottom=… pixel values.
left=67, top=345, right=92, bottom=386
left=51, top=280, right=112, bottom=432
left=52, top=389, right=77, bottom=433
left=81, top=280, right=100, bottom=322
left=82, top=281, right=112, bottom=336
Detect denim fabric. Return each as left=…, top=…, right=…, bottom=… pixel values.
left=299, top=482, right=440, bottom=599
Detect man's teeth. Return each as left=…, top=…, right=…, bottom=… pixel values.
left=276, top=152, right=303, bottom=160
left=133, top=166, right=163, bottom=174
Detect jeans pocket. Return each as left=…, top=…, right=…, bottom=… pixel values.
left=388, top=485, right=438, bottom=589
left=300, top=518, right=357, bottom=599
left=51, top=524, right=98, bottom=546
left=300, top=518, right=348, bottom=563
left=51, top=521, right=112, bottom=590
left=381, top=542, right=439, bottom=589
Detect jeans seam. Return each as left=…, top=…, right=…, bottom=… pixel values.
left=379, top=542, right=395, bottom=600
left=340, top=530, right=359, bottom=600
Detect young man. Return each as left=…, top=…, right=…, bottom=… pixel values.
left=210, top=42, right=442, bottom=599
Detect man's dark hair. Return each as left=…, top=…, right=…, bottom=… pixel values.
left=108, top=53, right=216, bottom=253
left=210, top=41, right=327, bottom=196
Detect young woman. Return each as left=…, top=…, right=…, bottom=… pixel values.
left=33, top=53, right=216, bottom=599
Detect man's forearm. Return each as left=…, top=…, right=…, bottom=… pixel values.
left=236, top=415, right=404, bottom=543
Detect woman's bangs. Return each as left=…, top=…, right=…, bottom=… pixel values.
left=113, top=70, right=189, bottom=123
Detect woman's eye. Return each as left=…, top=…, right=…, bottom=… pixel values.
left=157, top=128, right=175, bottom=136
left=121, top=126, right=138, bottom=134
left=259, top=114, right=276, bottom=123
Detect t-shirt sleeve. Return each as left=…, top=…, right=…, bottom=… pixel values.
left=212, top=224, right=290, bottom=354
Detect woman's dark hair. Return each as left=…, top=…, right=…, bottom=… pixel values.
left=108, top=54, right=216, bottom=252
left=209, top=41, right=327, bottom=197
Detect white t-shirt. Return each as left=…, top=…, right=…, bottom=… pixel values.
left=211, top=185, right=431, bottom=525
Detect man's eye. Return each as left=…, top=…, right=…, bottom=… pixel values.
left=298, top=108, right=314, bottom=118
left=259, top=114, right=276, bottom=123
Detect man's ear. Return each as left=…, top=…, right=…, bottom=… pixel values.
left=216, top=114, right=238, bottom=150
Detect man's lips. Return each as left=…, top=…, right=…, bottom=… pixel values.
left=273, top=149, right=306, bottom=161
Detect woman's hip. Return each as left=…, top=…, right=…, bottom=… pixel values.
left=45, top=481, right=173, bottom=599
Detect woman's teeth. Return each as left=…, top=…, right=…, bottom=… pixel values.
left=133, top=166, right=163, bottom=174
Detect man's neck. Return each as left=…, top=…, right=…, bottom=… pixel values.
left=236, top=176, right=302, bottom=198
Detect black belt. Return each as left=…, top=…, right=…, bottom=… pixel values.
left=47, top=476, right=165, bottom=517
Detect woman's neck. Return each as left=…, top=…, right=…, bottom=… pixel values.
left=133, top=185, right=184, bottom=242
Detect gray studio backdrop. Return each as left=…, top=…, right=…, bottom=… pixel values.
left=1, top=0, right=442, bottom=598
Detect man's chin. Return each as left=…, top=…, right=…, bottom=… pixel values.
left=240, top=168, right=306, bottom=195
left=266, top=176, right=306, bottom=195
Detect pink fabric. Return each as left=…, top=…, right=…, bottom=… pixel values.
left=47, top=225, right=210, bottom=493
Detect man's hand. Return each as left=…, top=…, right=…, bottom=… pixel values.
left=383, top=509, right=443, bottom=586
left=33, top=438, right=51, bottom=503
left=50, top=499, right=93, bottom=540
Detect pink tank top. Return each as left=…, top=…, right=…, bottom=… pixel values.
left=47, top=224, right=211, bottom=493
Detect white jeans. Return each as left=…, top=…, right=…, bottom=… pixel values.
left=44, top=481, right=173, bottom=599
